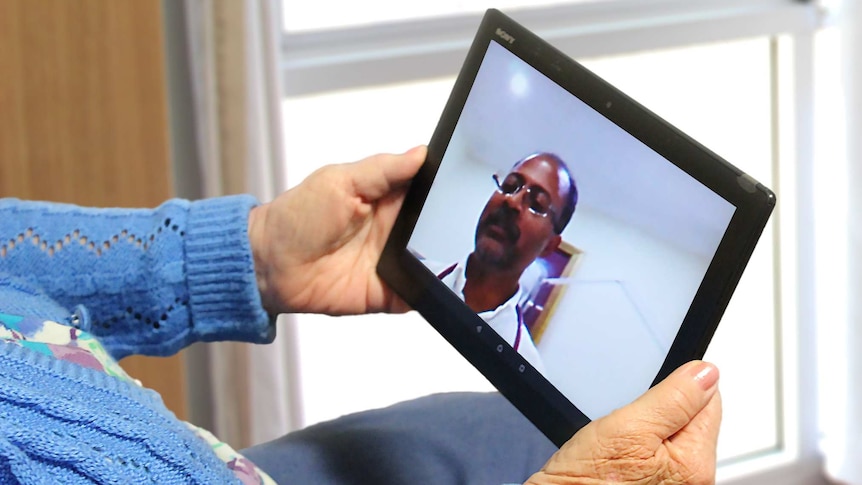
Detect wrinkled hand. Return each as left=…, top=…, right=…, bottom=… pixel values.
left=526, top=360, right=722, bottom=485
left=248, top=146, right=426, bottom=316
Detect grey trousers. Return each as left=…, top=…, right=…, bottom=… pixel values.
left=241, top=392, right=557, bottom=485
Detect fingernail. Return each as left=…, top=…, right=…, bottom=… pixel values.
left=691, top=361, right=719, bottom=390
left=405, top=145, right=426, bottom=155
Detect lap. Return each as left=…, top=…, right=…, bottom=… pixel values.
left=241, top=392, right=557, bottom=485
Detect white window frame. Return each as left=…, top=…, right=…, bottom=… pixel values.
left=278, top=1, right=826, bottom=483
left=280, top=0, right=819, bottom=96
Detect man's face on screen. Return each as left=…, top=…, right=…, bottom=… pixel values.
left=474, top=155, right=564, bottom=272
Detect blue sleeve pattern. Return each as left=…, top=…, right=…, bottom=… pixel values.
left=0, top=196, right=275, bottom=359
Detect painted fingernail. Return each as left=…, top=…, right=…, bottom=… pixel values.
left=691, top=361, right=719, bottom=390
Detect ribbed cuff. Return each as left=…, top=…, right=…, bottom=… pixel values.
left=184, top=195, right=276, bottom=344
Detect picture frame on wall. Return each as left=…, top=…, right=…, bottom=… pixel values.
left=521, top=241, right=583, bottom=343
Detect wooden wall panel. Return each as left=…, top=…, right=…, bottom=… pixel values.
left=0, top=0, right=187, bottom=419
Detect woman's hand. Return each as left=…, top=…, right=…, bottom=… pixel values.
left=526, top=360, right=722, bottom=485
left=248, top=146, right=426, bottom=316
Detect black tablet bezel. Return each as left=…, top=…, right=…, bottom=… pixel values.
left=377, top=8, right=775, bottom=447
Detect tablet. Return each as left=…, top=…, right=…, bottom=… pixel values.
left=377, top=8, right=775, bottom=447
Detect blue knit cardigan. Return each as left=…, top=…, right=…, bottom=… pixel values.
left=0, top=195, right=275, bottom=484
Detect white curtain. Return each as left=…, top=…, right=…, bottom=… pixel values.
left=181, top=0, right=300, bottom=449
left=822, top=0, right=862, bottom=482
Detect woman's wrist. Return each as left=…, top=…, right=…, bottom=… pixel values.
left=247, top=203, right=274, bottom=315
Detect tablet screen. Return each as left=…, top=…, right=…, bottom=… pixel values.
left=379, top=9, right=773, bottom=445
left=407, top=40, right=736, bottom=420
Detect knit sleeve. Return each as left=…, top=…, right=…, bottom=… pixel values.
left=0, top=196, right=275, bottom=359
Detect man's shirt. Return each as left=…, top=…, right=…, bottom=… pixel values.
left=425, top=257, right=545, bottom=374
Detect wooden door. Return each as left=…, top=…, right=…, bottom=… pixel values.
left=0, top=0, right=187, bottom=419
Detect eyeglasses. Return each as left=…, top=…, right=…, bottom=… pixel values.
left=492, top=172, right=557, bottom=221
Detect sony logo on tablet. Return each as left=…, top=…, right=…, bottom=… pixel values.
left=496, top=28, right=515, bottom=44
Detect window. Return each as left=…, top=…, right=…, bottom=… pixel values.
left=282, top=0, right=599, bottom=32
left=278, top=1, right=824, bottom=482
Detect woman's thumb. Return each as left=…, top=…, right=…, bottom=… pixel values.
left=614, top=360, right=719, bottom=440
